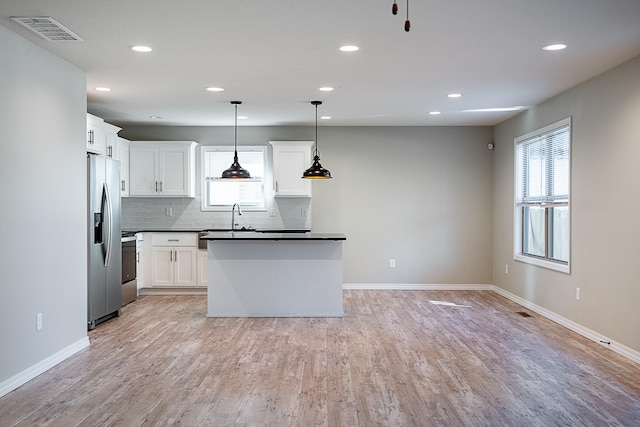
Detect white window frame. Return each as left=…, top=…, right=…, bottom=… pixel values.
left=513, top=117, right=571, bottom=274
left=200, top=145, right=268, bottom=212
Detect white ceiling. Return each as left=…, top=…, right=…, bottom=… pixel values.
left=2, top=0, right=640, bottom=127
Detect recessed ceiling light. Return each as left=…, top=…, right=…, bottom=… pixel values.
left=542, top=43, right=567, bottom=51
left=319, top=87, right=334, bottom=92
left=429, top=111, right=441, bottom=115
left=447, top=93, right=463, bottom=98
left=339, top=45, right=359, bottom=52
left=205, top=87, right=224, bottom=92
left=95, top=87, right=111, bottom=92
left=320, top=116, right=332, bottom=120
left=237, top=116, right=248, bottom=120
left=149, top=116, right=163, bottom=120
left=130, top=45, right=152, bottom=52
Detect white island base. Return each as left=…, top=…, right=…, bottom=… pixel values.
left=206, top=240, right=343, bottom=317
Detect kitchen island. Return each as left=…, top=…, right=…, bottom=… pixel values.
left=199, top=232, right=346, bottom=317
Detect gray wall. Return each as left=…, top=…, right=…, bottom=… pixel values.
left=121, top=125, right=495, bottom=285
left=0, top=26, right=88, bottom=385
left=492, top=54, right=640, bottom=353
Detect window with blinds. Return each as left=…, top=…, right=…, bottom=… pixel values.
left=201, top=146, right=267, bottom=210
left=514, top=118, right=571, bottom=272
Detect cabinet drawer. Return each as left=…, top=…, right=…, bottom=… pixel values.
left=151, top=233, right=197, bottom=247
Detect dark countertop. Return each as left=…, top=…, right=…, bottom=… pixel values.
left=200, top=231, right=346, bottom=241
left=123, top=228, right=311, bottom=234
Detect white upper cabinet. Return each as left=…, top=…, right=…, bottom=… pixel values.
left=86, top=113, right=121, bottom=156
left=129, top=141, right=197, bottom=197
left=114, top=137, right=130, bottom=197
left=103, top=122, right=120, bottom=158
left=269, top=141, right=313, bottom=197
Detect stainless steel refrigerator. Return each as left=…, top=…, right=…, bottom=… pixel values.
left=87, top=154, right=122, bottom=330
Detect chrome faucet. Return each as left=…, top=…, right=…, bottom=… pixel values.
left=231, top=203, right=242, bottom=231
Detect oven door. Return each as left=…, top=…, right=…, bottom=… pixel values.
left=121, top=238, right=137, bottom=283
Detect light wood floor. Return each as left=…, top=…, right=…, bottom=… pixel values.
left=1, top=290, right=639, bottom=426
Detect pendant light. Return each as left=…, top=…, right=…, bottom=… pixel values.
left=221, top=101, right=251, bottom=179
left=302, top=101, right=332, bottom=179
left=391, top=0, right=411, bottom=32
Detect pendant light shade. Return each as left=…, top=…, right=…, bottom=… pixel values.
left=221, top=101, right=251, bottom=180
left=303, top=101, right=332, bottom=179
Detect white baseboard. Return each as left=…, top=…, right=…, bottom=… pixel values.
left=0, top=337, right=90, bottom=398
left=344, top=283, right=639, bottom=365
left=491, top=286, right=640, bottom=365
left=139, top=287, right=207, bottom=296
left=343, top=283, right=493, bottom=291
left=3, top=284, right=637, bottom=400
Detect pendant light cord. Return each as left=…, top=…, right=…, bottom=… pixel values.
left=234, top=102, right=238, bottom=156
left=315, top=102, right=319, bottom=156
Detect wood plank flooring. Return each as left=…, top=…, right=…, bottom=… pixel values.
left=1, top=290, right=639, bottom=426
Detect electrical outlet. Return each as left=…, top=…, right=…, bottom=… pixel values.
left=390, top=259, right=396, bottom=268
left=576, top=287, right=581, bottom=301
left=505, top=264, right=509, bottom=274
left=269, top=208, right=275, bottom=217
left=36, top=313, right=42, bottom=331
left=165, top=207, right=173, bottom=217
left=301, top=208, right=308, bottom=217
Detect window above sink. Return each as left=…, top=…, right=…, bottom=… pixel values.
left=201, top=146, right=267, bottom=212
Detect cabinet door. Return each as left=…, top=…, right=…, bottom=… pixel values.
left=159, top=146, right=189, bottom=196
left=151, top=247, right=174, bottom=286
left=105, top=130, right=117, bottom=158
left=270, top=141, right=313, bottom=197
left=275, top=149, right=311, bottom=196
left=136, top=238, right=144, bottom=290
left=87, top=114, right=106, bottom=155
left=129, top=146, right=158, bottom=196
left=115, top=138, right=130, bottom=197
left=174, top=247, right=197, bottom=286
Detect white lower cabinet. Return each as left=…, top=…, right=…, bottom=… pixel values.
left=149, top=233, right=198, bottom=287
left=136, top=234, right=144, bottom=290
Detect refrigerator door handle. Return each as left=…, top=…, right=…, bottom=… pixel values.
left=103, top=182, right=113, bottom=267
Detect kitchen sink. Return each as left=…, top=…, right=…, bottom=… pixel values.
left=198, top=228, right=256, bottom=249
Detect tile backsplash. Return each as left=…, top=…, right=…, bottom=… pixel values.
left=122, top=196, right=312, bottom=231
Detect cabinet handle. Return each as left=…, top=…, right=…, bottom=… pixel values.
left=170, top=250, right=173, bottom=262
left=155, top=181, right=158, bottom=192
left=159, top=181, right=163, bottom=192
left=108, top=146, right=113, bottom=157
left=175, top=250, right=178, bottom=262
left=275, top=181, right=279, bottom=194
left=136, top=251, right=139, bottom=263
left=168, top=239, right=179, bottom=242
left=88, top=130, right=94, bottom=145
left=121, top=180, right=126, bottom=191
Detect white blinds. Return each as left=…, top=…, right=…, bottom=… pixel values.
left=516, top=124, right=570, bottom=206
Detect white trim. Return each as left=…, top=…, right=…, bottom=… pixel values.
left=343, top=283, right=640, bottom=365
left=491, top=286, right=640, bottom=365
left=139, top=287, right=207, bottom=296
left=514, top=254, right=570, bottom=274
left=513, top=117, right=572, bottom=274
left=343, top=283, right=493, bottom=291
left=3, top=285, right=638, bottom=399
left=0, top=337, right=90, bottom=398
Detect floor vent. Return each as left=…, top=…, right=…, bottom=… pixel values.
left=517, top=311, right=532, bottom=317
left=10, top=17, right=83, bottom=42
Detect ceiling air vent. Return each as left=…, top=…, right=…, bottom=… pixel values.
left=10, top=17, right=83, bottom=42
